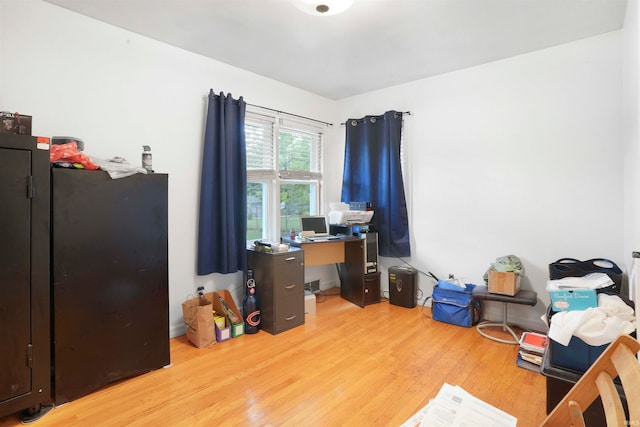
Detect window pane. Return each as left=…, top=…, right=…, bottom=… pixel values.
left=246, top=117, right=275, bottom=171
left=280, top=182, right=317, bottom=236
left=278, top=128, right=321, bottom=174
left=247, top=182, right=266, bottom=241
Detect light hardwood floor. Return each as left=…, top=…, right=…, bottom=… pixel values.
left=0, top=290, right=547, bottom=427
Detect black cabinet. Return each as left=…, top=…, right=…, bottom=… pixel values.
left=0, top=134, right=51, bottom=417
left=51, top=168, right=170, bottom=404
left=247, top=248, right=305, bottom=334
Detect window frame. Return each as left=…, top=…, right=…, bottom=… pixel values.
left=245, top=108, right=325, bottom=243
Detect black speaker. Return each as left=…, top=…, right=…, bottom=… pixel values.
left=389, top=266, right=417, bottom=308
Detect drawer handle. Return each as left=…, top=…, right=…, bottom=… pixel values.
left=285, top=315, right=297, bottom=321
left=285, top=284, right=297, bottom=290
left=285, top=256, right=296, bottom=261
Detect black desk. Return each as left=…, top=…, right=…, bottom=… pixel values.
left=284, top=235, right=358, bottom=266
left=284, top=236, right=380, bottom=307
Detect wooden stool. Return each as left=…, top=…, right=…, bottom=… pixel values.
left=472, top=287, right=537, bottom=344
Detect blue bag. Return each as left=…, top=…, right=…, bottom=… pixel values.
left=430, top=281, right=481, bottom=327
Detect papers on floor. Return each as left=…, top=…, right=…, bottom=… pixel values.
left=546, top=272, right=613, bottom=290
left=400, top=383, right=517, bottom=427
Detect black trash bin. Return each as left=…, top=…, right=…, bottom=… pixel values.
left=388, top=266, right=417, bottom=308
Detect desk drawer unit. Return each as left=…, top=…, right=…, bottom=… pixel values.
left=247, top=248, right=304, bottom=335
left=363, top=272, right=381, bottom=305
left=340, top=239, right=381, bottom=307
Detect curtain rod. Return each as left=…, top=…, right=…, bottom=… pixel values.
left=247, top=103, right=333, bottom=127
left=340, top=111, right=411, bottom=126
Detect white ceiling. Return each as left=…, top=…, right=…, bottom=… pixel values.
left=44, top=0, right=627, bottom=100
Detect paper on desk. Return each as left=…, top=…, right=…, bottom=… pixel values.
left=417, top=383, right=517, bottom=427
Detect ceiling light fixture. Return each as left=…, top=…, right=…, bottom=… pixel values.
left=292, top=0, right=354, bottom=16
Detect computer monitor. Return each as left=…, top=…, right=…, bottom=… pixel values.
left=300, top=216, right=329, bottom=237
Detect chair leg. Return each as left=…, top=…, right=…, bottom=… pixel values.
left=476, top=302, right=520, bottom=344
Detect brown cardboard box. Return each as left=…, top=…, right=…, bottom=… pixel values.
left=488, top=270, right=521, bottom=296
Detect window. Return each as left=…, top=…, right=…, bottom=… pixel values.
left=246, top=109, right=324, bottom=242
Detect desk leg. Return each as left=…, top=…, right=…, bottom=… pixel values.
left=340, top=239, right=367, bottom=307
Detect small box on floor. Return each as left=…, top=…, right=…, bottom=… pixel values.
left=214, top=315, right=232, bottom=342
left=305, top=290, right=316, bottom=315
left=488, top=270, right=521, bottom=296
left=210, top=290, right=244, bottom=338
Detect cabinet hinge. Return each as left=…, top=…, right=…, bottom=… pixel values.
left=26, top=344, right=33, bottom=368
left=26, top=176, right=34, bottom=199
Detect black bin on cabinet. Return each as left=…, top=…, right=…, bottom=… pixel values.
left=548, top=258, right=622, bottom=294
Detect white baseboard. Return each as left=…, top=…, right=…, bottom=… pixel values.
left=320, top=280, right=340, bottom=290
left=170, top=324, right=187, bottom=339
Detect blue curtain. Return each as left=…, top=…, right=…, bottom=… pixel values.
left=198, top=90, right=247, bottom=275
left=341, top=110, right=411, bottom=257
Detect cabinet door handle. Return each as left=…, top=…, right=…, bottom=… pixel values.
left=285, top=284, right=296, bottom=290
left=285, top=315, right=296, bottom=321
left=285, top=256, right=296, bottom=261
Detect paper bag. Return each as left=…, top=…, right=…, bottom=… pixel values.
left=182, top=295, right=216, bottom=348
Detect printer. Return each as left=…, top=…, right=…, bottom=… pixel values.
left=328, top=202, right=374, bottom=225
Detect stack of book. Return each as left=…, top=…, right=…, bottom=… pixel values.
left=517, top=331, right=549, bottom=373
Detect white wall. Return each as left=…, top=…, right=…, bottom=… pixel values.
left=0, top=0, right=337, bottom=337
left=622, top=0, right=640, bottom=326
left=1, top=0, right=631, bottom=335
left=337, top=32, right=624, bottom=330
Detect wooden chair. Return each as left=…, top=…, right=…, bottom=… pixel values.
left=540, top=334, right=640, bottom=427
